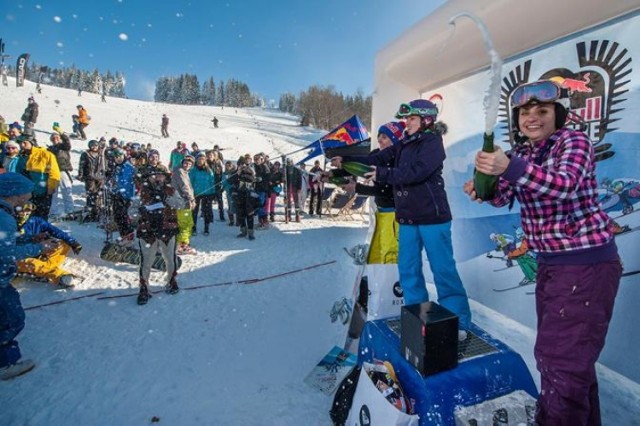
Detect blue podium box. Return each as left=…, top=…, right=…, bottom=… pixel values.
left=357, top=319, right=538, bottom=425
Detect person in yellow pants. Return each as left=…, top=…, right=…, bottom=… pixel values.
left=171, top=155, right=197, bottom=255
left=15, top=203, right=82, bottom=288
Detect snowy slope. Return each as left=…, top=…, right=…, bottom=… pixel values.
left=1, top=80, right=639, bottom=425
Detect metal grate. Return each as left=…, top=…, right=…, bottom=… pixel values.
left=385, top=318, right=498, bottom=362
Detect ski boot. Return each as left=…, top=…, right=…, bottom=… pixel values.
left=137, top=280, right=152, bottom=305
left=236, top=226, right=247, bottom=238
left=248, top=229, right=255, bottom=241
left=165, top=274, right=179, bottom=295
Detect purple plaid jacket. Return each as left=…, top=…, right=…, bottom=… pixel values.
left=491, top=128, right=613, bottom=254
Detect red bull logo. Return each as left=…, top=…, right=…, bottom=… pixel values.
left=549, top=73, right=592, bottom=93
left=322, top=127, right=354, bottom=145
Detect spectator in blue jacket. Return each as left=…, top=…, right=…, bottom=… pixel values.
left=0, top=173, right=42, bottom=380
left=189, top=152, right=216, bottom=235
left=331, top=100, right=472, bottom=339
left=108, top=149, right=136, bottom=244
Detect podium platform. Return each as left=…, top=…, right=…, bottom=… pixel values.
left=357, top=318, right=538, bottom=425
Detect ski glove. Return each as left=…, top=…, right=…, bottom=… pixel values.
left=70, top=242, right=83, bottom=255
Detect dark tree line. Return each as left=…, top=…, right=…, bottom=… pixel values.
left=6, top=62, right=126, bottom=98
left=154, top=74, right=261, bottom=108
left=278, top=86, right=372, bottom=131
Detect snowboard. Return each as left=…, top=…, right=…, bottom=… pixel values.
left=0, top=359, right=36, bottom=381
left=304, top=346, right=357, bottom=395
left=100, top=242, right=182, bottom=271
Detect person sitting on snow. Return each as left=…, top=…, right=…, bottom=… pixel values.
left=135, top=169, right=182, bottom=305
left=15, top=202, right=83, bottom=288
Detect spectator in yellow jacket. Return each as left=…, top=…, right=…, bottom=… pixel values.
left=18, top=135, right=60, bottom=220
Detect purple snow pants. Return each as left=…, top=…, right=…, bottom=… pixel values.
left=534, top=259, right=622, bottom=426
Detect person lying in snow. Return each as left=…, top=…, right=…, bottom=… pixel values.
left=14, top=202, right=82, bottom=288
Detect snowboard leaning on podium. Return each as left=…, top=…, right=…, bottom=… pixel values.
left=99, top=241, right=182, bottom=272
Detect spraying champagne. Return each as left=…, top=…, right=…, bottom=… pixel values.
left=449, top=13, right=503, bottom=200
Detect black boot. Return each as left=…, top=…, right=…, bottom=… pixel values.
left=269, top=213, right=275, bottom=222
left=165, top=275, right=179, bottom=294
left=248, top=229, right=255, bottom=241
left=219, top=211, right=225, bottom=221
left=204, top=223, right=210, bottom=236
left=236, top=226, right=247, bottom=238
left=228, top=213, right=235, bottom=226
left=191, top=226, right=196, bottom=235
left=137, top=280, right=152, bottom=305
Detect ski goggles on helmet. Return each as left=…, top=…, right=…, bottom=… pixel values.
left=395, top=103, right=438, bottom=119
left=510, top=80, right=569, bottom=109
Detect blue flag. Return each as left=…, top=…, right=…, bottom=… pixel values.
left=297, top=115, right=369, bottom=164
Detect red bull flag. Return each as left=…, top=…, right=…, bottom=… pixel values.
left=297, top=115, right=369, bottom=164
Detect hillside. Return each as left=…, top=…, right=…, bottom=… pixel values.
left=1, top=78, right=638, bottom=425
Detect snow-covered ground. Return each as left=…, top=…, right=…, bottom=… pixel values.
left=1, top=80, right=639, bottom=425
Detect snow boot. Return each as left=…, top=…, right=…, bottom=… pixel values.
left=165, top=275, right=179, bottom=295
left=236, top=226, right=247, bottom=238
left=191, top=226, right=197, bottom=236
left=137, top=280, right=152, bottom=305
left=248, top=229, right=255, bottom=241
left=0, top=359, right=36, bottom=381
left=269, top=213, right=275, bottom=222
left=204, top=223, right=210, bottom=236
left=228, top=214, right=235, bottom=226
left=219, top=211, right=225, bottom=221
left=295, top=211, right=301, bottom=222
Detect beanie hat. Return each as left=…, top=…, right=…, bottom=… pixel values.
left=182, top=155, right=195, bottom=164
left=88, top=139, right=99, bottom=148
left=378, top=121, right=406, bottom=145
left=147, top=149, right=160, bottom=159
left=0, top=173, right=34, bottom=197
left=9, top=122, right=23, bottom=131
left=237, top=156, right=247, bottom=166
left=5, top=140, right=20, bottom=150
left=113, top=148, right=126, bottom=157
left=196, top=151, right=206, bottom=159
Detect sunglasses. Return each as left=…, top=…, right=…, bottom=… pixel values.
left=395, top=103, right=438, bottom=118
left=510, top=80, right=567, bottom=108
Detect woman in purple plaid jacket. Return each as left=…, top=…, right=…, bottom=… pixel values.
left=464, top=79, right=622, bottom=426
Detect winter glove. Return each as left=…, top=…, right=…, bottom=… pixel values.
left=70, top=242, right=83, bottom=255
left=52, top=122, right=64, bottom=135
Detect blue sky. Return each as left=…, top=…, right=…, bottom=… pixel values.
left=3, top=1, right=445, bottom=102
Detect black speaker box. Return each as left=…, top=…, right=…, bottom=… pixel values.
left=400, top=302, right=458, bottom=376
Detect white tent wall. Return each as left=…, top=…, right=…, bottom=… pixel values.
left=373, top=0, right=640, bottom=385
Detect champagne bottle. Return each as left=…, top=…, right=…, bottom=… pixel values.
left=473, top=132, right=498, bottom=200
left=342, top=161, right=373, bottom=178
